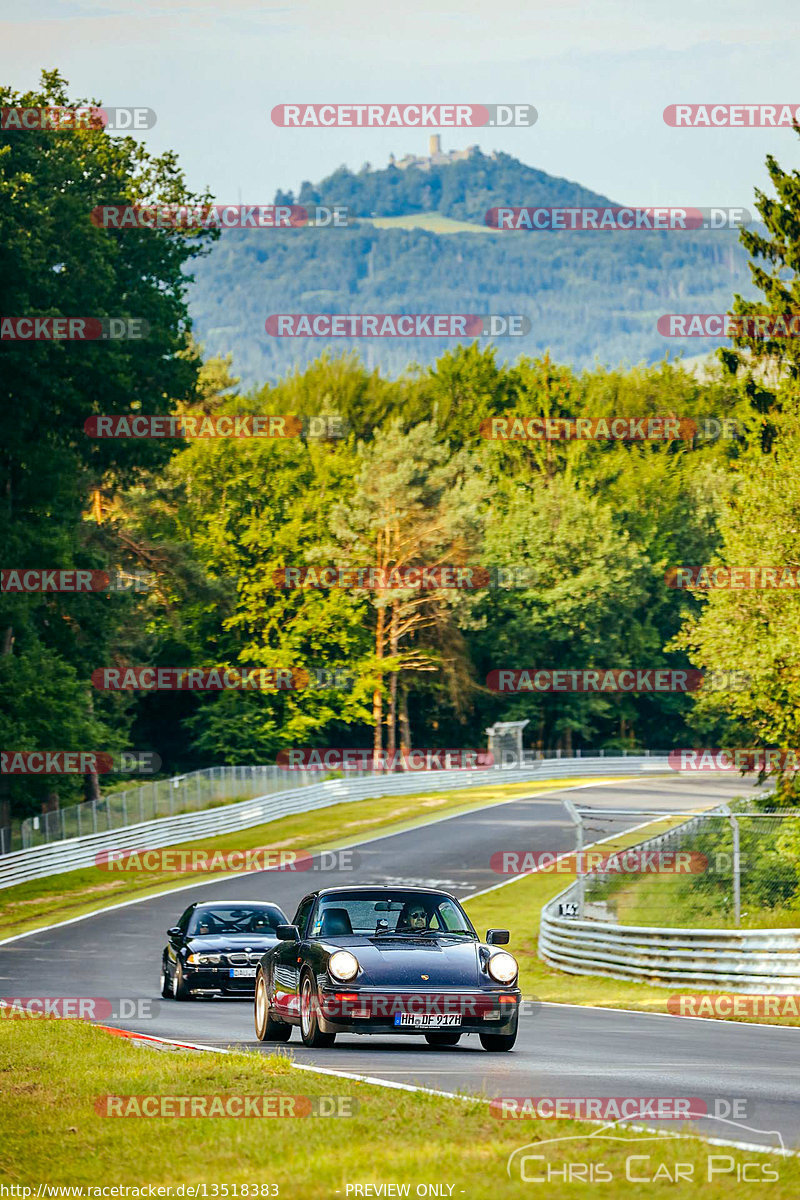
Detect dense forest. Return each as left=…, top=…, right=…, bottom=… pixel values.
left=2, top=73, right=800, bottom=827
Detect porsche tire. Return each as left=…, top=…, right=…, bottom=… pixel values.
left=479, top=1029, right=516, bottom=1051
left=300, top=973, right=335, bottom=1048
left=255, top=974, right=292, bottom=1043
left=424, top=1032, right=461, bottom=1046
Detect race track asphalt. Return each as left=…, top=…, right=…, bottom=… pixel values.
left=2, top=774, right=797, bottom=1153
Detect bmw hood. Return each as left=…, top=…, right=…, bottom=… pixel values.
left=185, top=934, right=280, bottom=953
left=325, top=937, right=490, bottom=987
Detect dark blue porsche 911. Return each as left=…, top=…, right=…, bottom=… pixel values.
left=254, top=886, right=521, bottom=1051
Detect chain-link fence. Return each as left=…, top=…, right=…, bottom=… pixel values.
left=11, top=747, right=670, bottom=854
left=567, top=803, right=800, bottom=929
left=19, top=765, right=325, bottom=850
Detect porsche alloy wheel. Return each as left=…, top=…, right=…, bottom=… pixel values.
left=254, top=974, right=292, bottom=1043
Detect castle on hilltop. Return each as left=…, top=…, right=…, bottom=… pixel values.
left=389, top=135, right=481, bottom=171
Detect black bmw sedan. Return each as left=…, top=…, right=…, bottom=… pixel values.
left=161, top=900, right=289, bottom=1000
left=253, top=886, right=521, bottom=1050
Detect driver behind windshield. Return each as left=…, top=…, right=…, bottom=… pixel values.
left=397, top=902, right=430, bottom=932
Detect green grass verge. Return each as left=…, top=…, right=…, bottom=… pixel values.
left=1, top=777, right=628, bottom=940
left=0, top=1019, right=795, bottom=1194
left=464, top=818, right=800, bottom=1028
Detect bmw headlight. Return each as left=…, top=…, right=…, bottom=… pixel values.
left=487, top=951, right=518, bottom=984
left=328, top=950, right=359, bottom=982
left=186, top=953, right=222, bottom=965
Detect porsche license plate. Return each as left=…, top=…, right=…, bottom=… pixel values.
left=229, top=967, right=257, bottom=978
left=394, top=1013, right=460, bottom=1028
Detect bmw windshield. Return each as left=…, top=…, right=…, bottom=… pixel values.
left=310, top=891, right=477, bottom=939
left=187, top=906, right=285, bottom=936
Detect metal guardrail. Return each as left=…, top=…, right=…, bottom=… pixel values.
left=18, top=749, right=669, bottom=851
left=20, top=765, right=316, bottom=849
left=0, top=755, right=668, bottom=891
left=539, top=809, right=800, bottom=993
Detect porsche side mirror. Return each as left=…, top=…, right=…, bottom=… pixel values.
left=276, top=924, right=300, bottom=941
left=167, top=927, right=182, bottom=938
left=486, top=929, right=510, bottom=945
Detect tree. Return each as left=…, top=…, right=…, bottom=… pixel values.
left=0, top=70, right=216, bottom=820
left=329, top=421, right=488, bottom=760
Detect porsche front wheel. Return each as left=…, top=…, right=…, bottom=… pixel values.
left=300, top=974, right=336, bottom=1048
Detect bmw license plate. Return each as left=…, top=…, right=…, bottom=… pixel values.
left=230, top=967, right=257, bottom=978
left=394, top=1013, right=460, bottom=1028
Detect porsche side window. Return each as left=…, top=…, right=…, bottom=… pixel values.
left=439, top=900, right=471, bottom=932
left=292, top=896, right=314, bottom=937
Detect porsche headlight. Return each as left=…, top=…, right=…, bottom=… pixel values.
left=328, top=950, right=359, bottom=982
left=487, top=951, right=518, bottom=984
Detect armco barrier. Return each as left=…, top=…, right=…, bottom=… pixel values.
left=539, top=811, right=800, bottom=994
left=0, top=756, right=667, bottom=891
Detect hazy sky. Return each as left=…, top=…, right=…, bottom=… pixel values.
left=2, top=0, right=799, bottom=207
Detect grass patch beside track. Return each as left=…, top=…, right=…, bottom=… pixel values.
left=0, top=1018, right=795, bottom=1194
left=464, top=817, right=800, bottom=1028
left=0, top=777, right=628, bottom=940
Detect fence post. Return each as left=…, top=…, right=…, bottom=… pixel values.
left=563, top=797, right=585, bottom=918
left=730, top=814, right=741, bottom=927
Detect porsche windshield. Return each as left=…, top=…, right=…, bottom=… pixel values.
left=187, top=906, right=284, bottom=936
left=311, top=891, right=477, bottom=938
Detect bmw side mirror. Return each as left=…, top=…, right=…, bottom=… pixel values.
left=276, top=924, right=300, bottom=941
left=167, top=927, right=182, bottom=938
left=486, top=929, right=510, bottom=945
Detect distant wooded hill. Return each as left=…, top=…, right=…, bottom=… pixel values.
left=188, top=150, right=754, bottom=386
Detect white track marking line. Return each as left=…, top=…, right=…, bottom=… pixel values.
left=84, top=1024, right=796, bottom=1157
left=538, top=999, right=800, bottom=1033
left=0, top=777, right=636, bottom=946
